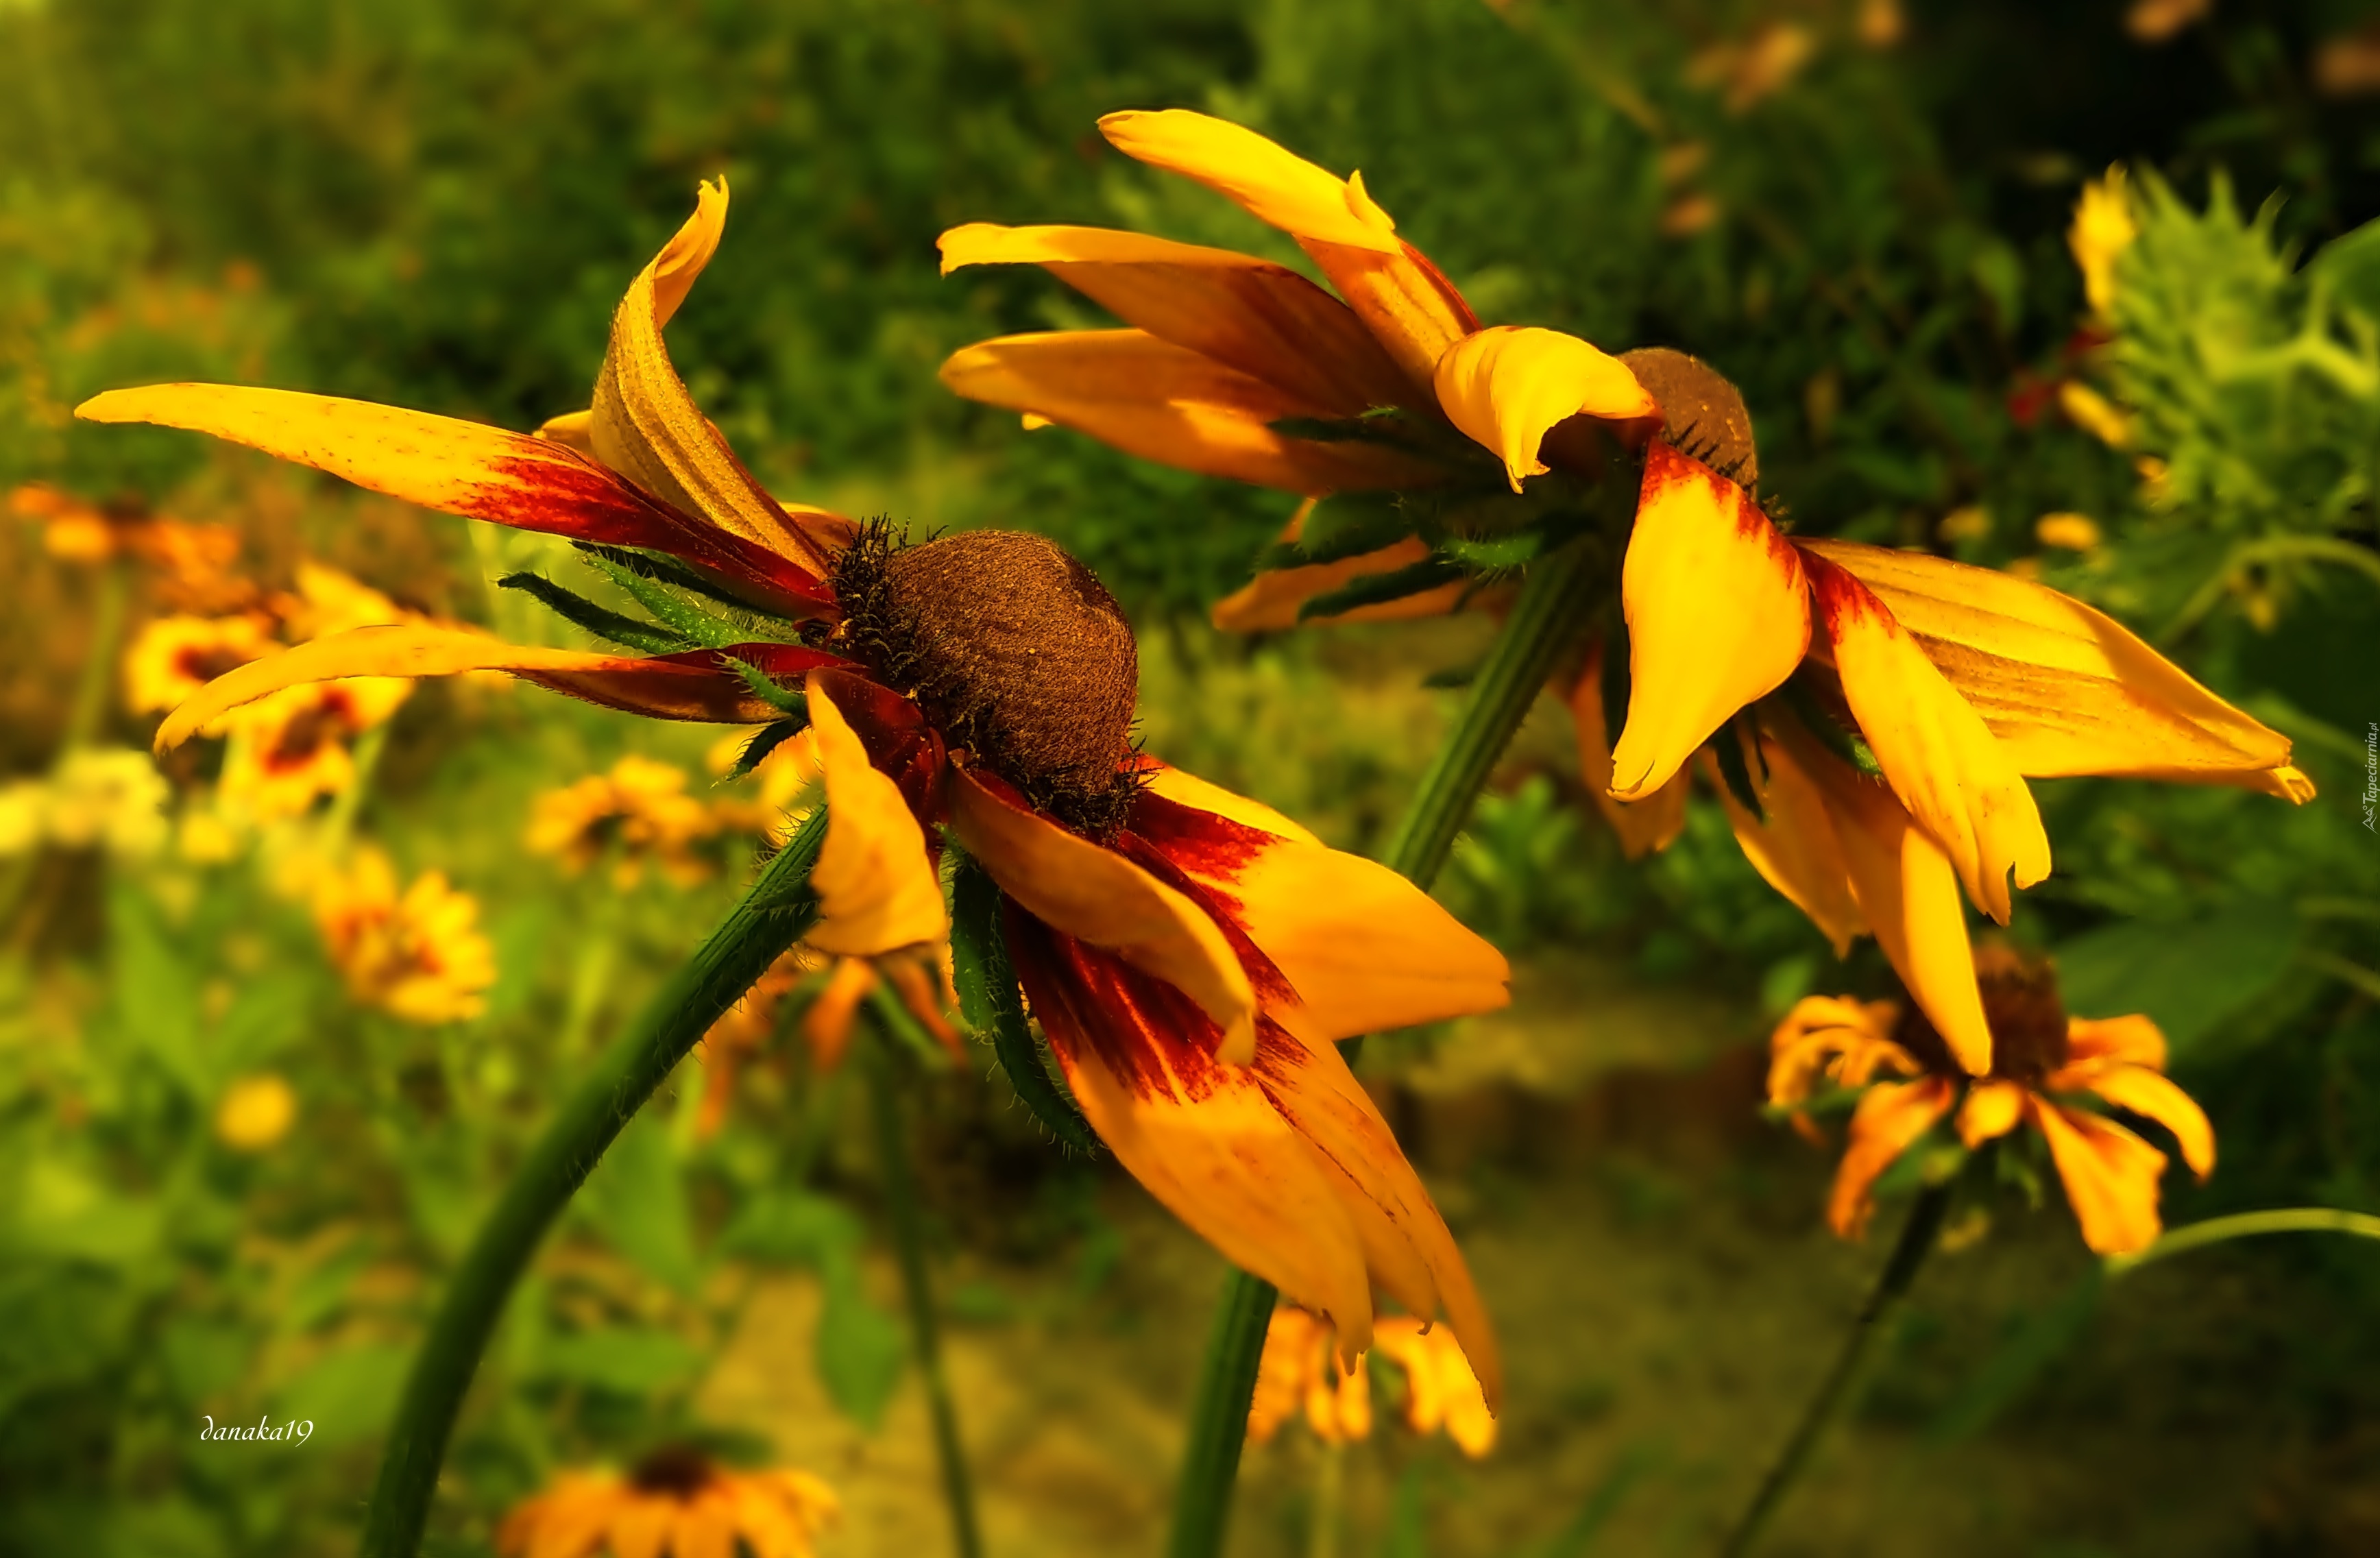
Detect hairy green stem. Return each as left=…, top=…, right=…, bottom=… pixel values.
left=861, top=993, right=984, bottom=1558
left=359, top=810, right=829, bottom=1558
left=1166, top=539, right=1602, bottom=1558
left=1718, top=1180, right=1956, bottom=1558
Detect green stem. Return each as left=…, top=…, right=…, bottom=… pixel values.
left=2104, top=1206, right=2380, bottom=1278
left=1166, top=539, right=1603, bottom=1558
left=358, top=806, right=830, bottom=1558
left=1307, top=1439, right=1345, bottom=1558
left=1718, top=1180, right=1956, bottom=1558
left=861, top=994, right=984, bottom=1558
left=63, top=559, right=130, bottom=753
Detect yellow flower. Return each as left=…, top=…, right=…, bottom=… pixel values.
left=216, top=677, right=413, bottom=820
left=496, top=1448, right=838, bottom=1558
left=2070, top=167, right=2137, bottom=319
left=2034, top=512, right=2104, bottom=552
left=275, top=561, right=415, bottom=641
left=6, top=747, right=175, bottom=858
left=12, top=482, right=242, bottom=587
left=1771, top=944, right=2214, bottom=1256
left=526, top=755, right=725, bottom=888
left=1372, top=1315, right=1496, bottom=1459
left=695, top=943, right=960, bottom=1136
left=2056, top=380, right=2133, bottom=448
left=215, top=1073, right=298, bottom=1152
left=1247, top=1305, right=1494, bottom=1458
left=309, top=847, right=497, bottom=1024
left=123, top=613, right=278, bottom=716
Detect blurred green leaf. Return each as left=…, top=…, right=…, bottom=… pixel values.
left=2052, top=905, right=2299, bottom=1054
left=814, top=1265, right=908, bottom=1432
left=528, top=1326, right=705, bottom=1398
left=274, top=1342, right=409, bottom=1450
left=579, top=1112, right=699, bottom=1295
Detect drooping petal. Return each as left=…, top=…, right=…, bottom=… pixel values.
left=1956, top=1077, right=2028, bottom=1146
left=803, top=678, right=949, bottom=958
left=1806, top=553, right=2050, bottom=924
left=1568, top=649, right=1688, bottom=860
left=2069, top=1065, right=2215, bottom=1180
left=1766, top=995, right=1906, bottom=1106
left=1827, top=1075, right=1957, bottom=1239
left=2061, top=1014, right=2168, bottom=1071
left=1210, top=509, right=1469, bottom=631
left=1800, top=539, right=2307, bottom=800
left=1708, top=729, right=1867, bottom=957
left=1095, top=110, right=1477, bottom=391
left=1008, top=918, right=1376, bottom=1351
left=1609, top=443, right=1810, bottom=799
left=938, top=223, right=1411, bottom=416
left=948, top=767, right=1256, bottom=1064
left=939, top=330, right=1439, bottom=496
left=1128, top=772, right=1511, bottom=1048
left=74, top=385, right=833, bottom=615
left=2030, top=1097, right=2170, bottom=1256
left=803, top=957, right=879, bottom=1075
left=154, top=625, right=829, bottom=750
left=1433, top=326, right=1657, bottom=491
left=588, top=180, right=829, bottom=572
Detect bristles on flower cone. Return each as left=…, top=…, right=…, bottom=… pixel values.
left=1619, top=346, right=1758, bottom=487
left=836, top=526, right=1141, bottom=834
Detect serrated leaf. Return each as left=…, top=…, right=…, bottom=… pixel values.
left=497, top=572, right=697, bottom=653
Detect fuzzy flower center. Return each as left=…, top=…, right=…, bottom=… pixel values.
left=1620, top=346, right=1758, bottom=487
left=1894, top=942, right=2071, bottom=1083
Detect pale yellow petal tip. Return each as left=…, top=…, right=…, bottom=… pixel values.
left=2268, top=764, right=2316, bottom=803
left=936, top=221, right=1003, bottom=276
left=1434, top=326, right=1657, bottom=494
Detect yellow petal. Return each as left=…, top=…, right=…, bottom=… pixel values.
left=938, top=223, right=1410, bottom=417
left=1709, top=729, right=1867, bottom=957
left=948, top=767, right=1256, bottom=1064
left=1211, top=533, right=1468, bottom=631
left=1957, top=1077, right=2027, bottom=1146
left=939, top=330, right=1439, bottom=496
left=1132, top=767, right=1511, bottom=1047
left=2061, top=1013, right=2167, bottom=1071
left=2074, top=1064, right=2215, bottom=1180
left=589, top=180, right=827, bottom=570
left=803, top=678, right=949, bottom=958
left=1609, top=443, right=1811, bottom=798
left=1433, top=326, right=1657, bottom=491
left=1800, top=539, right=2305, bottom=799
left=1302, top=233, right=1482, bottom=399
left=1767, top=994, right=1904, bottom=1106
left=1807, top=554, right=2050, bottom=923
left=1097, top=109, right=1403, bottom=254
left=1827, top=1075, right=1956, bottom=1239
left=802, top=958, right=878, bottom=1075
left=1568, top=650, right=1689, bottom=860
left=2030, top=1097, right=2168, bottom=1256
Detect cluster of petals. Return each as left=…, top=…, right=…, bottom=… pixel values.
left=938, top=110, right=2312, bottom=1079
left=694, top=942, right=960, bottom=1136
left=526, top=754, right=730, bottom=888
left=81, top=178, right=1511, bottom=1385
left=306, top=844, right=498, bottom=1025
left=1248, top=1303, right=1495, bottom=1458
left=497, top=1456, right=838, bottom=1558
left=1770, top=975, right=2215, bottom=1256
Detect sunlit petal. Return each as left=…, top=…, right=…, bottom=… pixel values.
left=1957, top=1077, right=2027, bottom=1145
left=2071, top=1066, right=2214, bottom=1179
left=2030, top=1097, right=2169, bottom=1256
left=2061, top=1013, right=2168, bottom=1071
left=1434, top=326, right=1655, bottom=491
left=1609, top=443, right=1810, bottom=799
left=1827, top=1075, right=1956, bottom=1238
left=1709, top=729, right=1867, bottom=956
left=803, top=679, right=949, bottom=958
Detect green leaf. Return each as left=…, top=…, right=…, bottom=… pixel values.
left=275, top=1342, right=410, bottom=1449
left=581, top=1113, right=700, bottom=1295
left=108, top=884, right=206, bottom=1097
left=719, top=1187, right=866, bottom=1269
left=729, top=717, right=810, bottom=779
left=948, top=854, right=1100, bottom=1155
left=162, top=1318, right=250, bottom=1407
left=529, top=1326, right=705, bottom=1397
left=497, top=572, right=698, bottom=653
left=814, top=1265, right=908, bottom=1431
left=2052, top=905, right=2299, bottom=1054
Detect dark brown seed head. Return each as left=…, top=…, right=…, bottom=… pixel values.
left=627, top=1444, right=717, bottom=1498
left=1892, top=941, right=2070, bottom=1082
left=834, top=526, right=1140, bottom=834
left=1620, top=346, right=1758, bottom=487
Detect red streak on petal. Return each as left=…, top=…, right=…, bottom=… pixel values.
left=1126, top=789, right=1274, bottom=880
left=1111, top=828, right=1298, bottom=1010
left=1005, top=905, right=1223, bottom=1102
left=811, top=666, right=948, bottom=822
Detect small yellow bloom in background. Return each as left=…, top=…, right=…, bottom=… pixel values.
left=274, top=560, right=415, bottom=642
left=308, top=847, right=497, bottom=1024
left=705, top=725, right=824, bottom=842
left=2058, top=380, right=2133, bottom=448
left=527, top=755, right=724, bottom=887
left=2034, top=512, right=2104, bottom=552
left=11, top=483, right=243, bottom=592
left=0, top=781, right=47, bottom=855
left=124, top=613, right=278, bottom=717
left=2070, top=167, right=2137, bottom=318
left=1935, top=506, right=1992, bottom=546
left=496, top=1448, right=838, bottom=1558
left=0, top=748, right=174, bottom=860
left=1247, top=1305, right=1495, bottom=1458
left=215, top=1073, right=298, bottom=1152
left=216, top=677, right=413, bottom=821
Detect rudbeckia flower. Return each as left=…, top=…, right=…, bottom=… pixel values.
left=215, top=1073, right=298, bottom=1153
left=80, top=179, right=1510, bottom=1381
left=1770, top=943, right=2215, bottom=1256
left=526, top=755, right=726, bottom=888
left=308, top=845, right=498, bottom=1025
left=1248, top=1304, right=1494, bottom=1458
left=496, top=1447, right=838, bottom=1558
left=695, top=943, right=960, bottom=1136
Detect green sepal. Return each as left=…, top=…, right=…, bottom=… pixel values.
left=948, top=851, right=1100, bottom=1156
left=1777, top=675, right=1886, bottom=777
left=1256, top=491, right=1416, bottom=572
left=574, top=541, right=775, bottom=613
left=728, top=717, right=810, bottom=779
left=496, top=572, right=698, bottom=655
left=723, top=657, right=807, bottom=716
left=1712, top=716, right=1766, bottom=821
left=1296, top=557, right=1467, bottom=622
left=1437, top=529, right=1552, bottom=570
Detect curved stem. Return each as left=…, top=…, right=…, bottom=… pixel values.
left=2104, top=1205, right=2380, bottom=1278
left=1718, top=1180, right=1955, bottom=1558
left=862, top=990, right=984, bottom=1558
left=359, top=811, right=829, bottom=1558
left=1165, top=538, right=1603, bottom=1558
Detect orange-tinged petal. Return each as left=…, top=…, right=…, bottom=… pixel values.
left=1141, top=763, right=1321, bottom=844
left=803, top=678, right=948, bottom=957
left=1807, top=554, right=2049, bottom=923
left=1011, top=922, right=1375, bottom=1349
left=2061, top=1013, right=2168, bottom=1071
left=1957, top=1077, right=2027, bottom=1146
left=2030, top=1097, right=2169, bottom=1255
left=949, top=768, right=1257, bottom=1063
left=1434, top=326, right=1657, bottom=491
left=1708, top=729, right=1867, bottom=956
left=1610, top=443, right=1810, bottom=799
left=73, top=385, right=831, bottom=613
left=1800, top=539, right=2306, bottom=799
left=589, top=180, right=827, bottom=571
left=1766, top=994, right=1905, bottom=1106
left=1827, top=1075, right=1956, bottom=1239
left=939, top=330, right=1439, bottom=496
left=1130, top=773, right=1510, bottom=1048
left=1211, top=531, right=1468, bottom=631
left=609, top=1500, right=671, bottom=1558
left=154, top=625, right=812, bottom=750
left=1569, top=650, right=1689, bottom=859
left=1096, top=108, right=1404, bottom=255
left=1302, top=232, right=1482, bottom=399
left=938, top=223, right=1410, bottom=416
left=2072, top=1065, right=2215, bottom=1179
left=803, top=958, right=878, bottom=1074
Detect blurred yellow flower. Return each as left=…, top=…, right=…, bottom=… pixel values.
left=0, top=748, right=172, bottom=859
left=2057, top=380, right=2133, bottom=448
left=697, top=943, right=961, bottom=1136
left=527, top=755, right=724, bottom=887
left=1372, top=1315, right=1496, bottom=1459
left=705, top=725, right=824, bottom=842
left=496, top=1448, right=838, bottom=1558
left=12, top=483, right=242, bottom=589
left=124, top=613, right=278, bottom=716
left=309, top=847, right=497, bottom=1024
left=2070, top=168, right=2137, bottom=318
left=215, top=1073, right=298, bottom=1152
left=217, top=677, right=413, bottom=820
left=1247, top=1305, right=1494, bottom=1457
left=2034, top=512, right=2104, bottom=552
left=275, top=561, right=415, bottom=641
